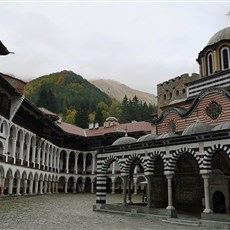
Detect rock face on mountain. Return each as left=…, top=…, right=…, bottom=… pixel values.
left=90, top=79, right=157, bottom=105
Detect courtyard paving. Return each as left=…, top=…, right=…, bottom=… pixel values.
left=0, top=193, right=226, bottom=230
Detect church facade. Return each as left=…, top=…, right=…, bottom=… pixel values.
left=95, top=26, right=230, bottom=222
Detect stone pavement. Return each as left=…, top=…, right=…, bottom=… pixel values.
left=0, top=193, right=226, bottom=230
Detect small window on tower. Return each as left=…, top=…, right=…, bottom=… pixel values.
left=220, top=47, right=230, bottom=70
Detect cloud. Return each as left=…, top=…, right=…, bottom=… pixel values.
left=0, top=2, right=229, bottom=94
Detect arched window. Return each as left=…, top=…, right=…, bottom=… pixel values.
left=220, top=46, right=230, bottom=70
left=207, top=52, right=214, bottom=75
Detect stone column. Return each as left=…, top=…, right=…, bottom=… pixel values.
left=16, top=178, right=21, bottom=195
left=53, top=152, right=56, bottom=172
left=146, top=175, right=153, bottom=208
left=23, top=179, right=27, bottom=195
left=112, top=161, right=116, bottom=175
left=56, top=152, right=60, bottom=173
left=44, top=181, right=48, bottom=193
left=111, top=181, right=115, bottom=194
left=34, top=180, right=38, bottom=194
left=39, top=180, right=43, bottom=194
left=50, top=154, right=53, bottom=172
left=122, top=175, right=128, bottom=205
left=83, top=153, right=86, bottom=174
left=41, top=148, right=46, bottom=170
left=37, top=147, right=41, bottom=169
left=64, top=181, right=68, bottom=193
left=133, top=178, right=138, bottom=195
left=0, top=178, right=5, bottom=195
left=65, top=152, right=70, bottom=173
left=29, top=179, right=33, bottom=194
left=202, top=174, right=213, bottom=213
left=127, top=175, right=133, bottom=203
left=92, top=154, right=96, bottom=174
left=11, top=138, right=17, bottom=164
left=19, top=137, right=24, bottom=165
left=91, top=181, right=94, bottom=193
left=56, top=182, right=59, bottom=193
left=8, top=177, right=13, bottom=195
left=25, top=138, right=31, bottom=167
left=166, top=174, right=175, bottom=210
left=74, top=153, right=78, bottom=174
left=31, top=144, right=36, bottom=168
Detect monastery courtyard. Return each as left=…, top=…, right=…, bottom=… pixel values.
left=0, top=194, right=225, bottom=230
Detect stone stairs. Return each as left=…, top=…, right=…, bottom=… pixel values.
left=162, top=217, right=202, bottom=227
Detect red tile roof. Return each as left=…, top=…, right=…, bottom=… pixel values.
left=56, top=120, right=154, bottom=137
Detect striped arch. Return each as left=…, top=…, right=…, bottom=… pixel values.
left=100, top=156, right=122, bottom=175
left=167, top=147, right=201, bottom=172
left=203, top=144, right=230, bottom=170
left=122, top=153, right=146, bottom=175
left=145, top=151, right=166, bottom=175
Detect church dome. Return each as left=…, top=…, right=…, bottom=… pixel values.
left=137, top=134, right=158, bottom=142
left=182, top=120, right=212, bottom=136
left=212, top=122, right=230, bottom=131
left=112, top=136, right=137, bottom=146
left=207, top=27, right=230, bottom=46
left=156, top=132, right=178, bottom=139
left=105, top=116, right=118, bottom=122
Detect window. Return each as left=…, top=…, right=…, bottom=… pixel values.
left=169, top=93, right=172, bottom=98
left=220, top=47, right=230, bottom=70
left=182, top=88, right=186, bottom=94
left=168, top=120, right=176, bottom=133
left=207, top=52, right=214, bottom=75
left=164, top=94, right=166, bottom=100
left=176, top=90, right=179, bottom=96
left=206, top=101, right=222, bottom=120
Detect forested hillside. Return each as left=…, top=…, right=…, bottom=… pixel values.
left=24, top=70, right=156, bottom=128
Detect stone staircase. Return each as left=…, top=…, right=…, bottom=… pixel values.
left=162, top=217, right=202, bottom=227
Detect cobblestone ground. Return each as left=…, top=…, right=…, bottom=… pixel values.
left=0, top=193, right=221, bottom=230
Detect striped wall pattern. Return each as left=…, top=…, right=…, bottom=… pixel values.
left=145, top=151, right=166, bottom=175
left=166, top=147, right=201, bottom=172
left=203, top=144, right=230, bottom=169
left=122, top=153, right=147, bottom=175
left=96, top=138, right=230, bottom=204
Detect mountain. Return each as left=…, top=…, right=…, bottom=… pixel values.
left=90, top=79, right=157, bottom=105
left=24, top=70, right=112, bottom=128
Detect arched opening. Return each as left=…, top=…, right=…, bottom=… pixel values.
left=114, top=176, right=123, bottom=193
left=220, top=46, right=230, bottom=70
left=174, top=153, right=203, bottom=214
left=85, top=177, right=91, bottom=193
left=151, top=156, right=167, bottom=208
left=59, top=151, right=66, bottom=173
left=211, top=150, right=230, bottom=213
left=76, top=177, right=83, bottom=193
left=77, top=153, right=83, bottom=174
left=86, top=153, right=92, bottom=174
left=0, top=141, right=3, bottom=156
left=13, top=170, right=20, bottom=194
left=58, top=176, right=66, bottom=193
left=127, top=157, right=145, bottom=204
left=69, top=152, right=75, bottom=174
left=213, top=191, right=226, bottom=213
left=106, top=177, right=112, bottom=194
left=68, top=177, right=75, bottom=193
left=207, top=52, right=214, bottom=75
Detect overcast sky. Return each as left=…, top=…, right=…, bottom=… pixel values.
left=0, top=1, right=229, bottom=94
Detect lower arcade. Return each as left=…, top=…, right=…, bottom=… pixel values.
left=95, top=128, right=230, bottom=223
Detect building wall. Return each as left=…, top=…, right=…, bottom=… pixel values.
left=157, top=73, right=200, bottom=115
